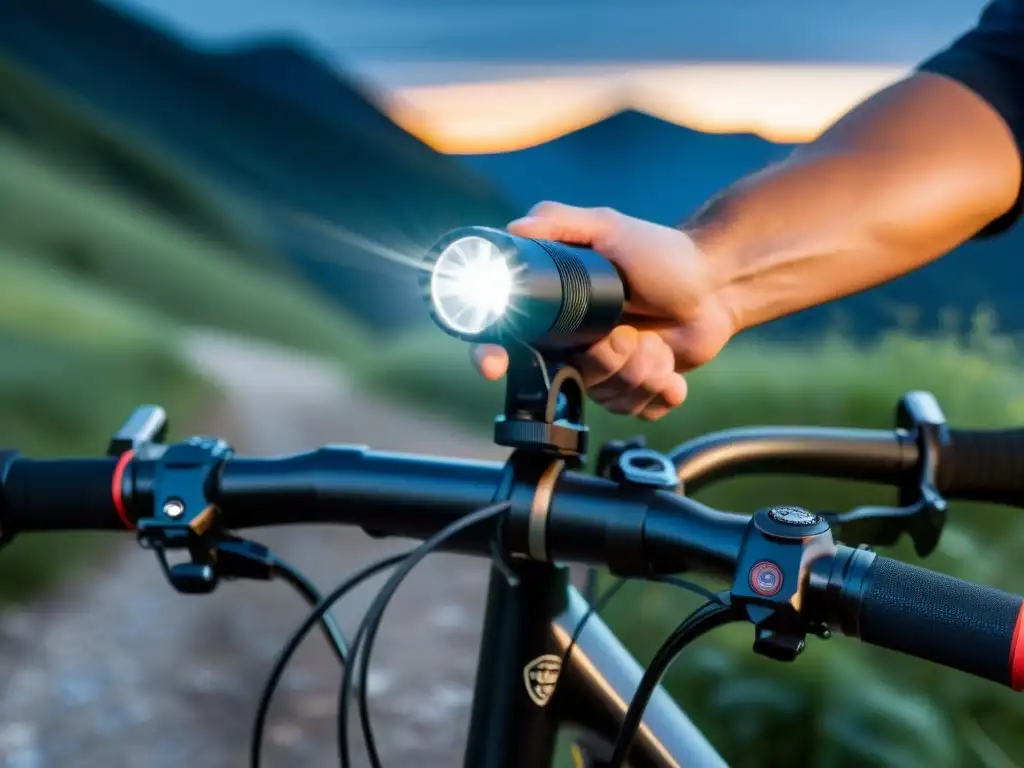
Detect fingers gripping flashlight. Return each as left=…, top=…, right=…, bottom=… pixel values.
left=422, top=226, right=629, bottom=460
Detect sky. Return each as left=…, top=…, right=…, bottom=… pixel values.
left=99, top=0, right=993, bottom=152
left=104, top=0, right=989, bottom=85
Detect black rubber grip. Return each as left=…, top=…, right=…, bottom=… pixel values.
left=858, top=555, right=1024, bottom=688
left=1, top=458, right=122, bottom=532
left=937, top=428, right=1024, bottom=507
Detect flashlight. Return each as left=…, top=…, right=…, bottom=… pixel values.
left=421, top=226, right=627, bottom=350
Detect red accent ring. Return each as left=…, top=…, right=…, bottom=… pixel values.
left=1010, top=602, right=1024, bottom=690
left=112, top=449, right=135, bottom=531
left=749, top=561, right=783, bottom=597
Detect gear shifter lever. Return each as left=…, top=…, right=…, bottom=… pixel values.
left=107, top=404, right=168, bottom=456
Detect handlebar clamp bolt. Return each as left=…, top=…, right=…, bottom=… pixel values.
left=162, top=499, right=185, bottom=519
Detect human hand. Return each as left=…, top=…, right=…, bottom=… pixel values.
left=471, top=202, right=738, bottom=420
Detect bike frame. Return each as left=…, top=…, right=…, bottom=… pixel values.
left=462, top=560, right=727, bottom=768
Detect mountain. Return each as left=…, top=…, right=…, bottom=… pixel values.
left=461, top=110, right=792, bottom=224
left=460, top=110, right=1023, bottom=340
left=0, top=0, right=516, bottom=333
left=211, top=40, right=408, bottom=141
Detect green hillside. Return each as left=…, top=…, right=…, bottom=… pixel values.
left=0, top=54, right=366, bottom=359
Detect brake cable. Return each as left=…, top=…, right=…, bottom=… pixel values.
left=653, top=575, right=725, bottom=605
left=333, top=474, right=724, bottom=767
left=348, top=460, right=516, bottom=767
left=338, top=500, right=513, bottom=768
left=271, top=557, right=350, bottom=663
left=147, top=535, right=353, bottom=670
left=607, top=597, right=744, bottom=768
left=560, top=575, right=723, bottom=680
left=249, top=551, right=412, bottom=768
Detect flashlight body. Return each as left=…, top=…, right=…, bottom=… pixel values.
left=515, top=236, right=627, bottom=350
left=423, top=226, right=627, bottom=350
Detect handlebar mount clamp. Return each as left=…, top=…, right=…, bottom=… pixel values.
left=493, top=342, right=588, bottom=466
left=135, top=434, right=249, bottom=594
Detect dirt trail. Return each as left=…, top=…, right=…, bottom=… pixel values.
left=0, top=331, right=510, bottom=768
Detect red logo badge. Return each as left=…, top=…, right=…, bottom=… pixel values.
left=749, top=561, right=783, bottom=596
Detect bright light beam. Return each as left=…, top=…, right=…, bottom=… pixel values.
left=429, top=236, right=515, bottom=335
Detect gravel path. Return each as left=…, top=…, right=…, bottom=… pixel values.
left=0, top=332, right=511, bottom=768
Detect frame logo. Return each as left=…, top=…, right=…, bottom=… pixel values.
left=523, top=654, right=562, bottom=707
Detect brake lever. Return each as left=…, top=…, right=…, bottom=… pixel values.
left=818, top=392, right=950, bottom=557
left=104, top=407, right=319, bottom=598
left=147, top=534, right=277, bottom=595
left=125, top=426, right=239, bottom=594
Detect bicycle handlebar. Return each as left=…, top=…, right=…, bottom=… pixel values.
left=0, top=455, right=122, bottom=531
left=669, top=423, right=1024, bottom=508
left=5, top=423, right=1021, bottom=533
left=2, top=417, right=1024, bottom=692
left=938, top=428, right=1024, bottom=507
left=811, top=547, right=1024, bottom=689
left=0, top=448, right=749, bottom=580
left=668, top=426, right=918, bottom=494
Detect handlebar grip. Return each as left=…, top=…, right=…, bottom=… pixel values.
left=856, top=555, right=1024, bottom=688
left=1, top=457, right=124, bottom=532
left=936, top=428, right=1024, bottom=507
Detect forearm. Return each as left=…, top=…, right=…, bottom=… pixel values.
left=685, top=73, right=1022, bottom=332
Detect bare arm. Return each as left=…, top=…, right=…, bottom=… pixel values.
left=689, top=3, right=1024, bottom=332
left=469, top=2, right=1024, bottom=419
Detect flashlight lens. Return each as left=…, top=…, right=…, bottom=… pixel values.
left=430, top=236, right=513, bottom=335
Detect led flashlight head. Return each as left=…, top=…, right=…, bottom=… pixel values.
left=421, top=226, right=627, bottom=350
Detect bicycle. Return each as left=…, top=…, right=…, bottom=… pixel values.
left=2, top=227, right=1023, bottom=767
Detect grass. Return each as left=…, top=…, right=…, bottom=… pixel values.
left=357, top=323, right=1024, bottom=766
left=0, top=137, right=366, bottom=360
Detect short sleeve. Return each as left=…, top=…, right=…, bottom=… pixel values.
left=919, top=0, right=1024, bottom=236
